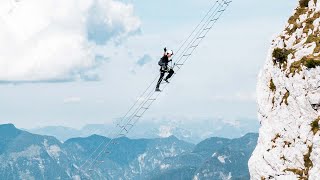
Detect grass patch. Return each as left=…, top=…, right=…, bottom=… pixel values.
left=303, top=20, right=314, bottom=34
left=289, top=56, right=320, bottom=75
left=270, top=79, right=276, bottom=107
left=284, top=141, right=292, bottom=147
left=286, top=23, right=300, bottom=35
left=287, top=7, right=320, bottom=45
left=272, top=48, right=293, bottom=69
left=271, top=133, right=281, bottom=143
left=304, top=146, right=313, bottom=173
left=280, top=155, right=287, bottom=161
left=284, top=146, right=313, bottom=180
left=288, top=7, right=307, bottom=25
left=311, top=117, right=320, bottom=135
left=305, top=33, right=320, bottom=53
left=273, top=48, right=289, bottom=63
left=285, top=168, right=304, bottom=178
left=299, top=0, right=309, bottom=8
left=280, top=90, right=290, bottom=106
left=284, top=1, right=319, bottom=43
left=272, top=97, right=275, bottom=107
left=305, top=34, right=318, bottom=44
left=269, top=79, right=276, bottom=92
left=305, top=34, right=320, bottom=46
left=305, top=59, right=320, bottom=68
left=289, top=57, right=307, bottom=75
left=303, top=12, right=320, bottom=32
left=286, top=3, right=310, bottom=35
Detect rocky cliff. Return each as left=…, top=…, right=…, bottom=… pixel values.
left=249, top=0, right=320, bottom=179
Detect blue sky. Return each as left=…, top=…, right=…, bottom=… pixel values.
left=0, top=0, right=297, bottom=130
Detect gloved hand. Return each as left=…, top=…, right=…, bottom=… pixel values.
left=164, top=47, right=167, bottom=52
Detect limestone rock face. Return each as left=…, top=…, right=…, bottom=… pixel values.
left=249, top=0, right=320, bottom=179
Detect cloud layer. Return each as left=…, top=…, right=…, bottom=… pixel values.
left=0, top=0, right=141, bottom=83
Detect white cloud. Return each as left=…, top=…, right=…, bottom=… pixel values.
left=0, top=0, right=141, bottom=83
left=234, top=92, right=257, bottom=102
left=63, top=97, right=81, bottom=104
left=210, top=92, right=256, bottom=102
left=222, top=119, right=241, bottom=128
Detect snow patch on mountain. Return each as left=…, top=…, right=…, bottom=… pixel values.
left=44, top=139, right=61, bottom=159
left=218, top=155, right=226, bottom=164
left=10, top=145, right=41, bottom=161
left=158, top=125, right=173, bottom=137
left=160, top=164, right=170, bottom=170
left=138, top=153, right=147, bottom=170
left=220, top=172, right=232, bottom=180
left=19, top=170, right=35, bottom=180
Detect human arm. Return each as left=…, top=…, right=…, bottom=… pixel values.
left=163, top=47, right=167, bottom=56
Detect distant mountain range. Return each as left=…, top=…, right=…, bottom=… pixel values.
left=28, top=118, right=259, bottom=143
left=0, top=124, right=258, bottom=179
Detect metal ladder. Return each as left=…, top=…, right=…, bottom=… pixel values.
left=79, top=0, right=232, bottom=173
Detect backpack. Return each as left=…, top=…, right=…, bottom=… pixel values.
left=158, top=58, right=166, bottom=66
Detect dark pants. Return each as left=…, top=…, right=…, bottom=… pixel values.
left=156, top=66, right=174, bottom=89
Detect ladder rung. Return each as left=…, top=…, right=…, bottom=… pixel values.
left=218, top=9, right=225, bottom=12
left=190, top=45, right=198, bottom=48
left=134, top=115, right=141, bottom=118
left=118, top=133, right=126, bottom=137
left=141, top=107, right=149, bottom=109
left=122, top=127, right=128, bottom=132
left=211, top=18, right=218, bottom=21
left=203, top=27, right=211, bottom=30
left=117, top=124, right=125, bottom=128
left=176, top=64, right=184, bottom=66
left=183, top=54, right=192, bottom=56
left=196, top=36, right=205, bottom=39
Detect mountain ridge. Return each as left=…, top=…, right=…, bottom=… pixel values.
left=28, top=118, right=259, bottom=143
left=0, top=123, right=258, bottom=179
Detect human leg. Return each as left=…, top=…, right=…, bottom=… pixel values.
left=164, top=68, right=174, bottom=81
left=156, top=70, right=165, bottom=90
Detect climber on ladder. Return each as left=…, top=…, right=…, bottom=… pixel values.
left=155, top=47, right=174, bottom=92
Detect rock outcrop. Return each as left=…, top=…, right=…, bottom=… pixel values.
left=249, top=0, right=320, bottom=179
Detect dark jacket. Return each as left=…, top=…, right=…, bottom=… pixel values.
left=158, top=55, right=171, bottom=66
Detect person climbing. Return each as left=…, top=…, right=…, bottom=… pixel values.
left=155, top=47, right=174, bottom=92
